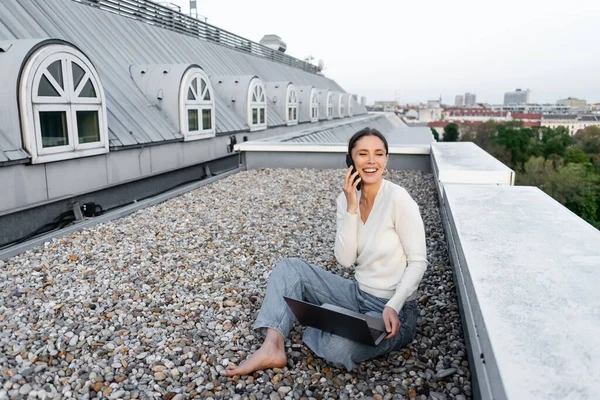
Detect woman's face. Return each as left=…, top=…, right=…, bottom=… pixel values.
left=351, top=135, right=389, bottom=187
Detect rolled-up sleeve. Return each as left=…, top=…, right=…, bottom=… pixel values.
left=334, top=193, right=359, bottom=267
left=385, top=192, right=428, bottom=313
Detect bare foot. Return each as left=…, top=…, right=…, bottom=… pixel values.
left=225, top=333, right=287, bottom=376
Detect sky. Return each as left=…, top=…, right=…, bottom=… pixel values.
left=167, top=0, right=600, bottom=105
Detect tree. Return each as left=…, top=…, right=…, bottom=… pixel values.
left=516, top=156, right=557, bottom=187
left=460, top=126, right=476, bottom=142
left=544, top=163, right=600, bottom=222
left=574, top=125, right=600, bottom=154
left=493, top=125, right=536, bottom=171
left=541, top=126, right=572, bottom=158
left=430, top=127, right=440, bottom=142
left=564, top=148, right=590, bottom=165
left=443, top=123, right=459, bottom=142
left=473, top=120, right=497, bottom=150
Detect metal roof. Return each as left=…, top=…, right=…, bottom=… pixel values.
left=283, top=119, right=434, bottom=146
left=0, top=0, right=365, bottom=162
left=542, top=114, right=578, bottom=120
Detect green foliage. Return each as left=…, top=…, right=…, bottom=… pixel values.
left=564, top=148, right=590, bottom=165
left=443, top=123, right=459, bottom=142
left=473, top=120, right=497, bottom=149
left=541, top=126, right=572, bottom=158
left=574, top=125, right=600, bottom=154
left=516, top=156, right=557, bottom=187
left=493, top=125, right=536, bottom=171
left=459, top=126, right=476, bottom=142
left=430, top=128, right=439, bottom=142
left=543, top=163, right=600, bottom=222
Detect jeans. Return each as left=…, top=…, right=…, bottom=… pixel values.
left=253, top=257, right=419, bottom=371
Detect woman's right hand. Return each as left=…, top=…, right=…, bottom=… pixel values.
left=344, top=166, right=361, bottom=214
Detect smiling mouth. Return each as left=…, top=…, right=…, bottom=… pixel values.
left=363, top=168, right=378, bottom=174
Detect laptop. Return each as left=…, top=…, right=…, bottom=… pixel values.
left=283, top=296, right=387, bottom=346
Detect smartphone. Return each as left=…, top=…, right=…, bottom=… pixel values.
left=345, top=154, right=361, bottom=191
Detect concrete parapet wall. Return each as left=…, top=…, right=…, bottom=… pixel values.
left=433, top=142, right=600, bottom=399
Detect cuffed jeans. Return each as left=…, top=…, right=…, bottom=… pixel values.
left=253, top=257, right=419, bottom=371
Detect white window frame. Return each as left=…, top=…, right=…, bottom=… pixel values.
left=248, top=78, right=267, bottom=131
left=310, top=88, right=318, bottom=122
left=179, top=68, right=215, bottom=141
left=339, top=95, right=345, bottom=118
left=20, top=45, right=108, bottom=164
left=286, top=84, right=298, bottom=126
left=326, top=91, right=334, bottom=120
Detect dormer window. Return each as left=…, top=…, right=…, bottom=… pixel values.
left=327, top=92, right=334, bottom=119
left=249, top=79, right=267, bottom=131
left=19, top=44, right=108, bottom=164
left=181, top=68, right=215, bottom=140
left=286, top=85, right=298, bottom=125
left=339, top=95, right=345, bottom=117
left=310, top=89, right=318, bottom=122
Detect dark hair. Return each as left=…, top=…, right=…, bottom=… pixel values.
left=348, top=127, right=389, bottom=155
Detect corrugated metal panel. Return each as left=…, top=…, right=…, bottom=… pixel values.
left=278, top=115, right=430, bottom=146
left=0, top=0, right=360, bottom=156
left=283, top=115, right=396, bottom=144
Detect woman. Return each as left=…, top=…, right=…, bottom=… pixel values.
left=226, top=128, right=427, bottom=375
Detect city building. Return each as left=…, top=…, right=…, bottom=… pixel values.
left=443, top=107, right=509, bottom=122
left=541, top=114, right=600, bottom=135
left=541, top=115, right=579, bottom=135
left=491, top=103, right=569, bottom=114
left=455, top=95, right=464, bottom=107
left=428, top=99, right=441, bottom=109
left=417, top=106, right=442, bottom=123
left=578, top=115, right=600, bottom=131
left=504, top=88, right=531, bottom=105
left=557, top=97, right=586, bottom=108
left=465, top=93, right=476, bottom=106
left=373, top=100, right=398, bottom=112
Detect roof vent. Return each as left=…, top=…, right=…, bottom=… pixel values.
left=259, top=34, right=287, bottom=53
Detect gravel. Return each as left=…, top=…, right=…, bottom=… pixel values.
left=0, top=168, right=472, bottom=399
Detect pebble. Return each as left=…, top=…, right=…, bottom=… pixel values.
left=0, top=169, right=470, bottom=400
left=436, top=368, right=458, bottom=379
left=19, top=384, right=32, bottom=395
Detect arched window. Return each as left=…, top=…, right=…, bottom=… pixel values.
left=339, top=95, right=345, bottom=118
left=180, top=68, right=215, bottom=140
left=20, top=44, right=108, bottom=164
left=327, top=92, right=334, bottom=119
left=310, top=88, right=319, bottom=122
left=248, top=79, right=267, bottom=131
left=286, top=84, right=298, bottom=125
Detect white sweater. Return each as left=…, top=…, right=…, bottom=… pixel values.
left=334, top=179, right=428, bottom=313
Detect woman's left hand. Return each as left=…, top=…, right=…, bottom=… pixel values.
left=382, top=306, right=401, bottom=339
